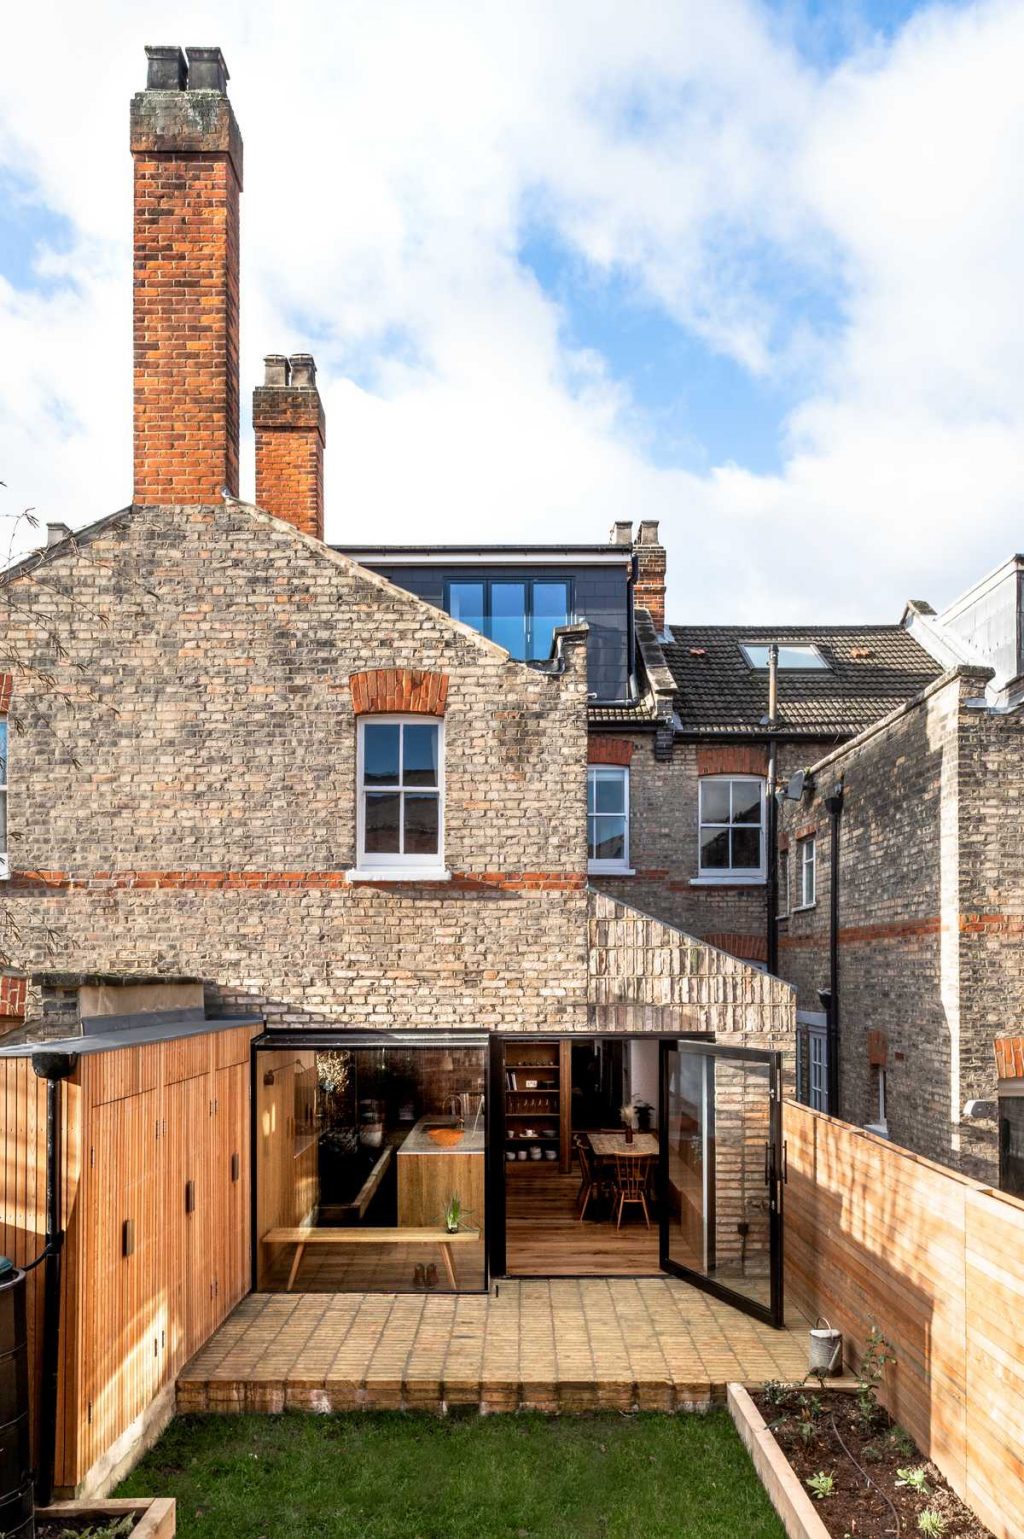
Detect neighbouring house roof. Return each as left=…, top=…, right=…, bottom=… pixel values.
left=662, top=624, right=942, bottom=738
left=587, top=698, right=658, bottom=727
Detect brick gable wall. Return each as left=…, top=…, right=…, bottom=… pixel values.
left=0, top=504, right=590, bottom=1032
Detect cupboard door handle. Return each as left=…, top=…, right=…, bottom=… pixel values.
left=185, top=1179, right=195, bottom=1215
left=122, top=1218, right=134, bottom=1258
left=230, top=1152, right=240, bottom=1183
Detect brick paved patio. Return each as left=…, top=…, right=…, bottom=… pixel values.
left=177, top=1278, right=809, bottom=1414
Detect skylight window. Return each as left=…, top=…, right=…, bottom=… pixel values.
left=739, top=643, right=830, bottom=671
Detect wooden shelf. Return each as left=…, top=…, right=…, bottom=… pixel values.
left=502, top=1039, right=572, bottom=1175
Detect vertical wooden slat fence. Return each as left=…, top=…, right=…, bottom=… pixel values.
left=0, top=1023, right=256, bottom=1495
left=785, top=1100, right=1024, bottom=1539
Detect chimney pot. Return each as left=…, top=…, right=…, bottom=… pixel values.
left=46, top=523, right=72, bottom=548
left=611, top=521, right=633, bottom=546
left=186, top=46, right=229, bottom=94
left=145, top=45, right=187, bottom=91
left=263, top=354, right=290, bottom=388
left=637, top=519, right=661, bottom=546
left=289, top=354, right=317, bottom=390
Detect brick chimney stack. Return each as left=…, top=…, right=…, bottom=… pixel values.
left=130, top=45, right=243, bottom=504
left=253, top=354, right=327, bottom=540
left=634, top=519, right=667, bottom=635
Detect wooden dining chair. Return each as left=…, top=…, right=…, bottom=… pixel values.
left=576, top=1136, right=603, bottom=1221
left=612, top=1152, right=652, bottom=1229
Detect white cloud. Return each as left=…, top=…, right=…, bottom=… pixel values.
left=1, top=0, right=1023, bottom=623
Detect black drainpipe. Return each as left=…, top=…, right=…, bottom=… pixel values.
left=30, top=1050, right=78, bottom=1509
left=764, top=645, right=780, bottom=976
left=823, top=781, right=844, bottom=1114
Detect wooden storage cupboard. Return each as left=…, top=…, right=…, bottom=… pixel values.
left=0, top=1022, right=257, bottom=1495
left=502, top=1040, right=572, bottom=1174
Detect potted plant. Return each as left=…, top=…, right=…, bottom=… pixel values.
left=443, top=1194, right=466, bottom=1233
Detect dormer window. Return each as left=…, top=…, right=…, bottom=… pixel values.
left=446, top=579, right=571, bottom=661
left=739, top=643, right=829, bottom=670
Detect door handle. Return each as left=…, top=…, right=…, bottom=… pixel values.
left=122, top=1218, right=134, bottom=1258
left=185, top=1178, right=195, bottom=1214
left=782, top=1140, right=788, bottom=1184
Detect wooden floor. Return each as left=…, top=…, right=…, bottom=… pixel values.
left=177, top=1277, right=811, bottom=1415
left=506, top=1166, right=661, bottom=1275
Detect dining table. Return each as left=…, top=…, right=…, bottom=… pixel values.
left=587, top=1131, right=659, bottom=1158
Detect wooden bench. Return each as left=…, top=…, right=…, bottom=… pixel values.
left=263, top=1225, right=481, bottom=1292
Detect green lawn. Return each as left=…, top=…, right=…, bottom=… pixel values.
left=116, top=1411, right=783, bottom=1539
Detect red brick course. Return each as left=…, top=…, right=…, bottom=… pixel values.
left=349, top=669, right=449, bottom=716
left=704, top=931, right=768, bottom=963
left=9, top=869, right=582, bottom=894
left=695, top=745, right=769, bottom=777
left=588, top=736, right=634, bottom=766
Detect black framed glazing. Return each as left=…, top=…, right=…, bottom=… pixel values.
left=443, top=577, right=574, bottom=661
left=658, top=1038, right=784, bottom=1328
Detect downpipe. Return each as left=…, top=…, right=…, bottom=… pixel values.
left=823, top=782, right=844, bottom=1115
left=29, top=1050, right=77, bottom=1508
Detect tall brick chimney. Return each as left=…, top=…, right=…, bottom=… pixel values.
left=634, top=519, right=667, bottom=635
left=130, top=45, right=243, bottom=504
left=253, top=354, right=327, bottom=540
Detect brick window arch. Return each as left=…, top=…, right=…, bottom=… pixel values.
left=349, top=669, right=449, bottom=717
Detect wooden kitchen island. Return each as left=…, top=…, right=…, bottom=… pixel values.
left=396, top=1117, right=486, bottom=1229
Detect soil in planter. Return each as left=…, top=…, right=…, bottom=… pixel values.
left=752, top=1385, right=991, bottom=1539
left=35, top=1517, right=136, bottom=1539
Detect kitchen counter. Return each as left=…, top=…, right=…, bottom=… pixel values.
left=396, top=1117, right=485, bottom=1228
left=399, top=1116, right=485, bottom=1155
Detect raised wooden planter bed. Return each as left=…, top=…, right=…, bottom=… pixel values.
left=728, top=1385, right=830, bottom=1539
left=35, top=1498, right=175, bottom=1539
left=729, top=1383, right=992, bottom=1539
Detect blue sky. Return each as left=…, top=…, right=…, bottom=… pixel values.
left=1, top=0, right=1023, bottom=623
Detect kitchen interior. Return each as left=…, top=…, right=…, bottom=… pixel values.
left=255, top=1042, right=487, bottom=1293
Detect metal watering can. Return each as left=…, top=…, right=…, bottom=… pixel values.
left=808, top=1317, right=843, bottom=1378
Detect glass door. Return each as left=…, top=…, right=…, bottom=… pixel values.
left=659, top=1040, right=784, bottom=1327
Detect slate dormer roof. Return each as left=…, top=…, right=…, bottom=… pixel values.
left=661, top=625, right=942, bottom=738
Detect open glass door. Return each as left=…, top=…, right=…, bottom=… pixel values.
left=659, top=1040, right=784, bottom=1327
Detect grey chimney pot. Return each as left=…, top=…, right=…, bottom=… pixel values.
left=186, top=46, right=230, bottom=94
left=263, top=355, right=290, bottom=388
left=289, top=354, right=317, bottom=390
left=145, top=45, right=188, bottom=92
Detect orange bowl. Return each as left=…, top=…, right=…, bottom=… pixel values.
left=427, top=1128, right=464, bottom=1148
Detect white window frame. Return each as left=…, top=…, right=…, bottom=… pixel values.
left=0, top=719, right=7, bottom=881
left=739, top=642, right=830, bottom=671
left=350, top=716, right=448, bottom=881
left=587, top=765, right=633, bottom=875
left=692, top=775, right=766, bottom=885
left=796, top=834, right=816, bottom=909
